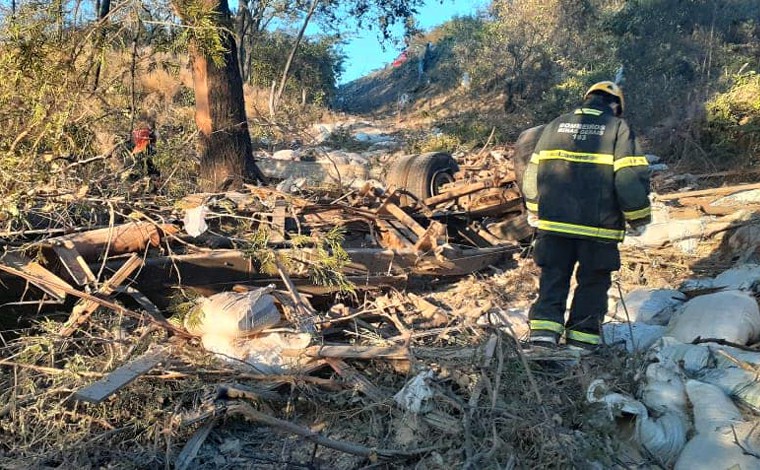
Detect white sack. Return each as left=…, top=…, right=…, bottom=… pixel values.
left=651, top=338, right=714, bottom=373
left=685, top=380, right=742, bottom=434
left=603, top=322, right=667, bottom=352
left=616, top=289, right=686, bottom=325
left=675, top=429, right=760, bottom=470
left=587, top=379, right=688, bottom=467
left=185, top=288, right=280, bottom=338
left=640, top=363, right=688, bottom=416
left=675, top=381, right=760, bottom=470
left=698, top=367, right=760, bottom=412
left=713, top=264, right=760, bottom=291
left=666, top=290, right=760, bottom=345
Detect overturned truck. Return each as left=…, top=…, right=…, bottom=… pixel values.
left=0, top=150, right=531, bottom=312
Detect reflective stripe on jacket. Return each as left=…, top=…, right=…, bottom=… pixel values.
left=522, top=105, right=651, bottom=242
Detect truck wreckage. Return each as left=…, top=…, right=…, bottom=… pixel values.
left=0, top=151, right=531, bottom=312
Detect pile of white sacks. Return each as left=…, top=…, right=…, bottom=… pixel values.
left=597, top=264, right=760, bottom=468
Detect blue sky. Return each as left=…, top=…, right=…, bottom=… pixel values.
left=336, top=0, right=489, bottom=83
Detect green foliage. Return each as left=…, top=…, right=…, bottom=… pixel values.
left=302, top=226, right=355, bottom=293
left=322, top=126, right=372, bottom=152
left=249, top=31, right=344, bottom=105
left=242, top=226, right=279, bottom=275
left=173, top=0, right=228, bottom=67
left=241, top=224, right=354, bottom=293
left=407, top=131, right=462, bottom=154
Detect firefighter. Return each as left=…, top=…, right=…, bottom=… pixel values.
left=521, top=81, right=651, bottom=350
left=130, top=118, right=160, bottom=178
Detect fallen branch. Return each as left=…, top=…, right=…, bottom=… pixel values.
left=226, top=401, right=440, bottom=460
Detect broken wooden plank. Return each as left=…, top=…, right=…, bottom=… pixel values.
left=423, top=180, right=493, bottom=207
left=286, top=345, right=410, bottom=360
left=413, top=220, right=446, bottom=252
left=269, top=199, right=287, bottom=244
left=60, top=254, right=144, bottom=337
left=326, top=358, right=386, bottom=402
left=112, top=285, right=165, bottom=320
left=376, top=219, right=414, bottom=250
left=0, top=251, right=73, bottom=302
left=50, top=239, right=97, bottom=286
left=74, top=347, right=169, bottom=404
left=656, top=182, right=760, bottom=201
left=285, top=345, right=476, bottom=361
left=0, top=262, right=192, bottom=338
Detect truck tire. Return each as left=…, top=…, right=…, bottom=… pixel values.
left=386, top=152, right=458, bottom=206
left=385, top=154, right=416, bottom=202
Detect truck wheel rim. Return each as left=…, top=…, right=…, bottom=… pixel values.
left=430, top=170, right=454, bottom=196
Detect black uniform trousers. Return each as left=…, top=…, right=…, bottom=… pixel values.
left=529, top=233, right=621, bottom=341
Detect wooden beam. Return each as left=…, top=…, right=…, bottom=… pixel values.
left=269, top=199, right=287, bottom=244
left=382, top=202, right=427, bottom=237
left=276, top=260, right=316, bottom=335
left=423, top=180, right=493, bottom=207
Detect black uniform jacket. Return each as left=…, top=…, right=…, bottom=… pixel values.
left=522, top=105, right=651, bottom=242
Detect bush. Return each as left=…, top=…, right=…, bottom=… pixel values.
left=703, top=72, right=760, bottom=165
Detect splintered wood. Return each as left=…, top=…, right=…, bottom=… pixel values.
left=60, top=254, right=144, bottom=337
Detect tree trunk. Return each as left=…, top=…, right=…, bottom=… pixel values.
left=91, top=0, right=111, bottom=91
left=273, top=0, right=320, bottom=112
left=235, top=0, right=253, bottom=82
left=174, top=0, right=265, bottom=191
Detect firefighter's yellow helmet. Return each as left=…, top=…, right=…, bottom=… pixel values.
left=584, top=81, right=624, bottom=115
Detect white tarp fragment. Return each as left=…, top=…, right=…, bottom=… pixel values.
left=616, top=288, right=686, bottom=325
left=666, top=290, right=760, bottom=345
left=394, top=370, right=435, bottom=413
left=237, top=332, right=313, bottom=374
left=602, top=322, right=667, bottom=352
left=183, top=205, right=209, bottom=237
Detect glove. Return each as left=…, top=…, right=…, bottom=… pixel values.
left=527, top=213, right=539, bottom=228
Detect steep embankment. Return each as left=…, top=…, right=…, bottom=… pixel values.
left=336, top=40, right=505, bottom=130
